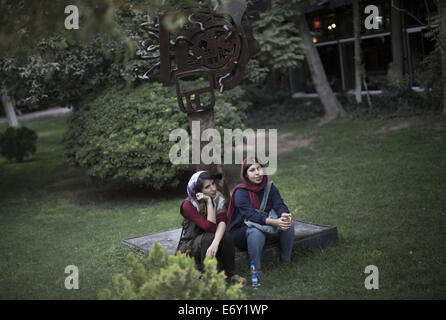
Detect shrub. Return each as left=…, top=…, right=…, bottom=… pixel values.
left=244, top=59, right=270, bottom=85
left=252, top=4, right=304, bottom=73
left=214, top=86, right=250, bottom=131
left=63, top=82, right=247, bottom=189
left=98, top=242, right=246, bottom=300
left=63, top=83, right=190, bottom=189
left=416, top=43, right=443, bottom=111
left=243, top=84, right=323, bottom=125
left=341, top=75, right=441, bottom=120
left=0, top=126, right=37, bottom=162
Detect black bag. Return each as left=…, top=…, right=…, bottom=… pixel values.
left=176, top=200, right=204, bottom=256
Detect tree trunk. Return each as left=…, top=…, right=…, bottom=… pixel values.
left=187, top=109, right=231, bottom=202
left=443, top=57, right=446, bottom=115
left=1, top=87, right=19, bottom=127
left=390, top=0, right=404, bottom=81
left=440, top=0, right=446, bottom=115
left=297, top=12, right=346, bottom=120
left=353, top=0, right=362, bottom=103
left=443, top=48, right=446, bottom=115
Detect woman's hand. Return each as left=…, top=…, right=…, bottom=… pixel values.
left=277, top=216, right=291, bottom=230
left=206, top=241, right=219, bottom=258
left=196, top=192, right=211, bottom=202
left=267, top=216, right=291, bottom=231
left=281, top=213, right=292, bottom=223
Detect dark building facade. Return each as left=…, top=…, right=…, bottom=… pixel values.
left=263, top=0, right=437, bottom=93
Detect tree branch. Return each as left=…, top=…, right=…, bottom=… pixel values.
left=391, top=0, right=426, bottom=27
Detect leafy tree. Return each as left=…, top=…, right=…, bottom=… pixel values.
left=131, top=0, right=345, bottom=121
left=395, top=0, right=445, bottom=114
left=252, top=3, right=304, bottom=73
left=249, top=0, right=345, bottom=120
left=294, top=2, right=346, bottom=120
left=0, top=0, right=142, bottom=125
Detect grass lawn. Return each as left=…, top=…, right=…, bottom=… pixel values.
left=0, top=114, right=445, bottom=299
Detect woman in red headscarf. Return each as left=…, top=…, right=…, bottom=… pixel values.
left=226, top=157, right=294, bottom=276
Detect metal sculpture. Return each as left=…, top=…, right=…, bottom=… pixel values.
left=135, top=0, right=260, bottom=201
left=136, top=0, right=259, bottom=113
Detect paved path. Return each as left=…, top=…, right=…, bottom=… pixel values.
left=0, top=107, right=72, bottom=125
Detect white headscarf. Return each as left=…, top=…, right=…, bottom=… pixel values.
left=186, top=171, right=206, bottom=211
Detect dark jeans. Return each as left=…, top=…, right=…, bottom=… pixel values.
left=194, top=231, right=235, bottom=278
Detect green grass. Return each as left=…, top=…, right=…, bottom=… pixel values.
left=0, top=114, right=445, bottom=299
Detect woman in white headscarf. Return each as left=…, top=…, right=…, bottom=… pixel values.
left=177, top=171, right=246, bottom=284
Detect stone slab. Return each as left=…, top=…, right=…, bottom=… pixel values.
left=121, top=220, right=338, bottom=263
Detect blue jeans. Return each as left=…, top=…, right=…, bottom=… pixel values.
left=246, top=220, right=295, bottom=270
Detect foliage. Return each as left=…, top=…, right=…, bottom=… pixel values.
left=0, top=1, right=150, bottom=108
left=251, top=1, right=305, bottom=73
left=415, top=25, right=444, bottom=110
left=244, top=59, right=270, bottom=84
left=214, top=86, right=251, bottom=130
left=0, top=1, right=165, bottom=110
left=339, top=85, right=441, bottom=120
left=63, top=82, right=190, bottom=189
left=0, top=37, right=128, bottom=108
left=62, top=81, right=247, bottom=189
left=243, top=84, right=323, bottom=125
left=178, top=78, right=250, bottom=130
left=98, top=242, right=246, bottom=300
left=0, top=126, right=37, bottom=162
left=0, top=0, right=127, bottom=57
left=380, top=76, right=422, bottom=107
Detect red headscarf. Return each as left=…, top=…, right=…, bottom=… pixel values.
left=226, top=157, right=268, bottom=229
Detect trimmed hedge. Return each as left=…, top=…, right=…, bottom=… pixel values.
left=63, top=83, right=189, bottom=189
left=63, top=82, right=247, bottom=189
left=0, top=126, right=37, bottom=162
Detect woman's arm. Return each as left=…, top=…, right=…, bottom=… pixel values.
left=233, top=189, right=267, bottom=225
left=205, top=197, right=217, bottom=223
left=182, top=201, right=218, bottom=232
left=266, top=216, right=291, bottom=230
left=270, top=184, right=290, bottom=217
left=196, top=193, right=216, bottom=223
left=206, top=221, right=226, bottom=257
left=267, top=184, right=292, bottom=230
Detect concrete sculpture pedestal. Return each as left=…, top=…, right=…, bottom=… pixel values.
left=122, top=220, right=338, bottom=264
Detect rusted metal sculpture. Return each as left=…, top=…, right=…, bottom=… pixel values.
left=136, top=0, right=259, bottom=112
left=136, top=0, right=259, bottom=200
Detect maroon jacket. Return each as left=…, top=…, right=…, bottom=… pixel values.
left=181, top=200, right=227, bottom=233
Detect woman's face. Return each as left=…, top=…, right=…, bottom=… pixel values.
left=246, top=162, right=264, bottom=185
left=200, top=179, right=217, bottom=198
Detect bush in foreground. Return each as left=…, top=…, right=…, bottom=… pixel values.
left=98, top=242, right=246, bottom=300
